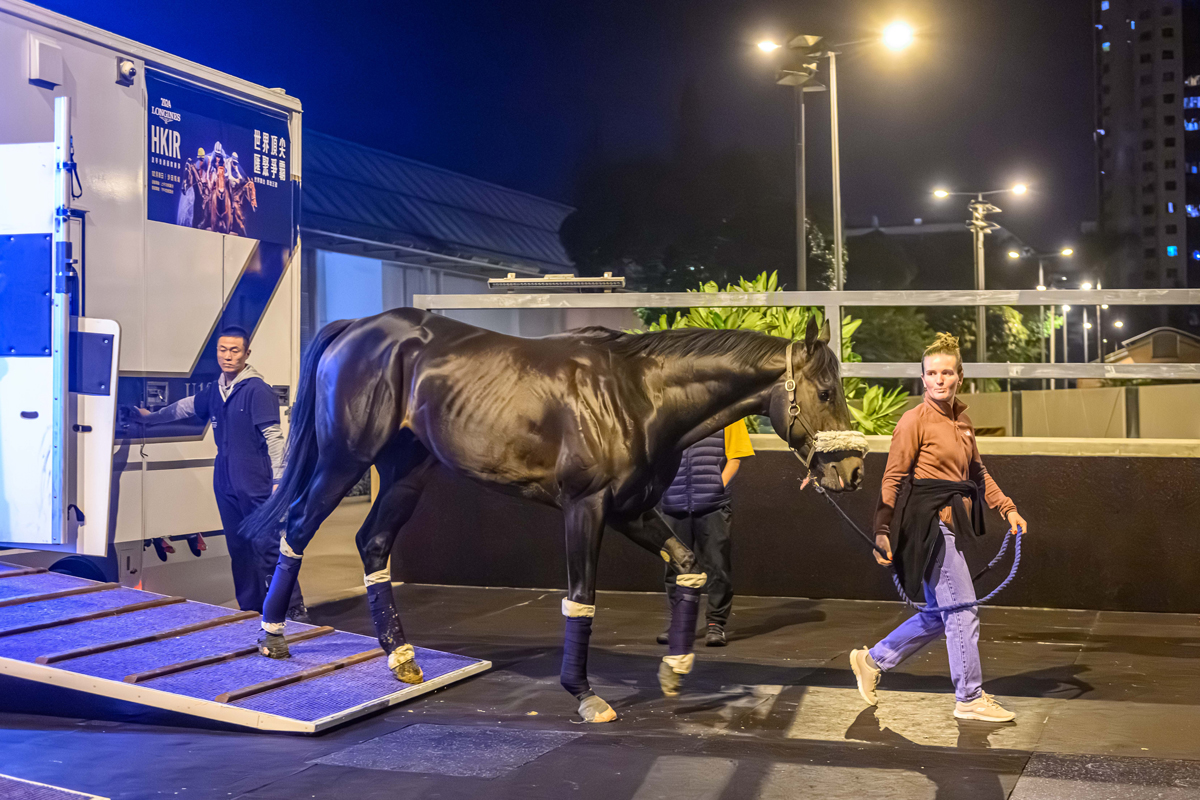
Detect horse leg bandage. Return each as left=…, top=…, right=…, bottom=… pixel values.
left=262, top=535, right=303, bottom=633
left=560, top=598, right=596, bottom=700
left=366, top=580, right=408, bottom=652
left=667, top=574, right=705, bottom=657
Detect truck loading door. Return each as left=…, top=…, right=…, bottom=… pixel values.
left=0, top=98, right=119, bottom=556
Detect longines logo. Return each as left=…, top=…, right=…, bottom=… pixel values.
left=152, top=98, right=181, bottom=124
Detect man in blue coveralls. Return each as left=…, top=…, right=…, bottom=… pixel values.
left=132, top=327, right=307, bottom=618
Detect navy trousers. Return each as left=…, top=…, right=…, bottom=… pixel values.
left=212, top=474, right=302, bottom=613
left=663, top=506, right=734, bottom=627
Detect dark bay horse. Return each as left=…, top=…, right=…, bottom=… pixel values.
left=243, top=308, right=864, bottom=722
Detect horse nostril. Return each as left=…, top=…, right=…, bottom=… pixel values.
left=851, top=466, right=862, bottom=487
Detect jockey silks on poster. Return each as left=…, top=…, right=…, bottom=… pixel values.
left=145, top=68, right=293, bottom=246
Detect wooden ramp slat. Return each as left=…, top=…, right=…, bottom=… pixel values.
left=215, top=648, right=384, bottom=704
left=0, top=567, right=49, bottom=579
left=123, top=625, right=336, bottom=683
left=0, top=596, right=185, bottom=639
left=0, top=582, right=119, bottom=609
left=36, top=610, right=262, bottom=665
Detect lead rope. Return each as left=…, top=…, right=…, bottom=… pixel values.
left=781, top=342, right=1020, bottom=613
left=788, top=448, right=1022, bottom=614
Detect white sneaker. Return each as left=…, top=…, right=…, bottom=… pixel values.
left=849, top=647, right=881, bottom=706
left=954, top=692, right=1015, bottom=723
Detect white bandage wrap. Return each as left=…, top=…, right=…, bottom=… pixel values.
left=663, top=653, right=695, bottom=675
left=364, top=569, right=391, bottom=587
left=562, top=598, right=596, bottom=618
left=813, top=430, right=870, bottom=454
left=388, top=644, right=416, bottom=670
left=675, top=572, right=708, bottom=589
left=261, top=620, right=286, bottom=635
left=280, top=534, right=302, bottom=560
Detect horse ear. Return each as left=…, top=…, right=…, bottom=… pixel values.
left=818, top=319, right=831, bottom=345
left=804, top=316, right=819, bottom=350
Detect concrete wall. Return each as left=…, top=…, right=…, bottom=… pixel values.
left=894, top=385, right=1200, bottom=440
left=956, top=391, right=1013, bottom=434
left=391, top=450, right=1200, bottom=613
left=1139, top=384, right=1200, bottom=439
left=1021, top=387, right=1126, bottom=438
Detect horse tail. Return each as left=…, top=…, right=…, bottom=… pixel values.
left=241, top=317, right=355, bottom=543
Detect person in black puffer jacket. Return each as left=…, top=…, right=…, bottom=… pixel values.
left=657, top=419, right=755, bottom=647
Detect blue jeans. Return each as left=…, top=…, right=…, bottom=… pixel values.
left=868, top=523, right=983, bottom=703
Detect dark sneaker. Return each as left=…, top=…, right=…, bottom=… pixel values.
left=705, top=624, right=727, bottom=647
left=286, top=604, right=312, bottom=624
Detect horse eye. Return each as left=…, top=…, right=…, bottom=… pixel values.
left=818, top=390, right=832, bottom=403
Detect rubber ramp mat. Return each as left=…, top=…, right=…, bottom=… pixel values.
left=0, top=562, right=489, bottom=733
left=0, top=773, right=107, bottom=799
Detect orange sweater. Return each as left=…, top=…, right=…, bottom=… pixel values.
left=874, top=393, right=1017, bottom=536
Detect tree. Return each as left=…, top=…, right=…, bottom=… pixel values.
left=637, top=272, right=910, bottom=435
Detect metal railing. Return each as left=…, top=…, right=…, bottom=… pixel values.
left=412, top=289, right=1200, bottom=381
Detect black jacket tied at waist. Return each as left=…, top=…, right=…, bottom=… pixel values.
left=889, top=478, right=985, bottom=602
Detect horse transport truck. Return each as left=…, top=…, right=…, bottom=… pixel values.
left=0, top=0, right=304, bottom=604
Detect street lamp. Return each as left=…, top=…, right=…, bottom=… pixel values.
left=765, top=25, right=914, bottom=291
left=1008, top=245, right=1074, bottom=388
left=932, top=185, right=1030, bottom=369
left=764, top=35, right=827, bottom=291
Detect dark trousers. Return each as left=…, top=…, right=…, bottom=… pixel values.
left=213, top=481, right=303, bottom=613
left=663, top=506, right=733, bottom=627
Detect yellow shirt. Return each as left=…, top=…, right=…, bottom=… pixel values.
left=724, top=419, right=755, bottom=460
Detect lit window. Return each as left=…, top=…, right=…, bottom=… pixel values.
left=1186, top=120, right=1200, bottom=131
left=1167, top=201, right=1175, bottom=213
left=1186, top=204, right=1200, bottom=217
left=1193, top=250, right=1200, bottom=260
left=1167, top=245, right=1178, bottom=256
left=1102, top=41, right=1111, bottom=51
left=1100, top=0, right=1108, bottom=9
left=1097, top=128, right=1106, bottom=135
left=1185, top=97, right=1200, bottom=108
left=1131, top=20, right=1136, bottom=29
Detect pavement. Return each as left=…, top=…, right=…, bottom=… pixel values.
left=2, top=500, right=1200, bottom=799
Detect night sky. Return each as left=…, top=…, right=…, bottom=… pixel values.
left=42, top=0, right=1095, bottom=250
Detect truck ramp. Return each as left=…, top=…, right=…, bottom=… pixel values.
left=0, top=561, right=489, bottom=733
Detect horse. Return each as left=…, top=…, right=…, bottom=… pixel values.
left=242, top=308, right=865, bottom=723
left=230, top=177, right=256, bottom=237
left=201, top=157, right=233, bottom=233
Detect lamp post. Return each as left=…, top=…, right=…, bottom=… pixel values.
left=762, top=22, right=913, bottom=291
left=933, top=184, right=1028, bottom=374
left=1061, top=304, right=1071, bottom=372
left=1007, top=246, right=1073, bottom=389
left=764, top=37, right=826, bottom=291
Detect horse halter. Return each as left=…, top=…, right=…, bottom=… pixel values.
left=783, top=341, right=869, bottom=473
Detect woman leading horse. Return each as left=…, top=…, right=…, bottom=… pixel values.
left=242, top=307, right=865, bottom=722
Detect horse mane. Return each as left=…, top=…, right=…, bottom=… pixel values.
left=560, top=325, right=838, bottom=378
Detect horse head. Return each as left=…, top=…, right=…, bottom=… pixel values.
left=766, top=316, right=865, bottom=492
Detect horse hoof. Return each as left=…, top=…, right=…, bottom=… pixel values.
left=578, top=695, right=617, bottom=723
left=658, top=660, right=683, bottom=697
left=258, top=632, right=289, bottom=660
left=391, top=659, right=425, bottom=685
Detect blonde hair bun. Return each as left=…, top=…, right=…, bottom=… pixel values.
left=922, top=332, right=962, bottom=371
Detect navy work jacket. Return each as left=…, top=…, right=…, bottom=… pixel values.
left=195, top=374, right=279, bottom=497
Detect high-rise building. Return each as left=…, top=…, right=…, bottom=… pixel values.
left=1094, top=0, right=1199, bottom=297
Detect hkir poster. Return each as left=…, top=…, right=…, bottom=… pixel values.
left=146, top=68, right=294, bottom=246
